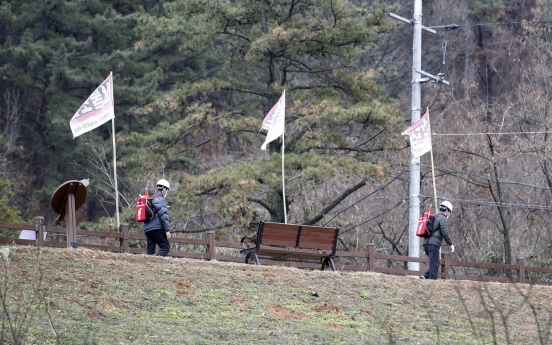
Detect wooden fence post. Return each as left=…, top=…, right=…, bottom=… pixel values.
left=206, top=231, right=215, bottom=261
left=517, top=257, right=525, bottom=284
left=366, top=243, right=374, bottom=271
left=441, top=253, right=450, bottom=280
left=35, top=216, right=44, bottom=248
left=120, top=223, right=129, bottom=253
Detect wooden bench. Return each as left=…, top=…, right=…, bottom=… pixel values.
left=240, top=221, right=339, bottom=271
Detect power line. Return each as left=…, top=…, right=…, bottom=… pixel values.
left=339, top=199, right=407, bottom=235
left=433, top=131, right=552, bottom=136
left=420, top=195, right=552, bottom=210
left=430, top=19, right=552, bottom=30
left=8, top=138, right=69, bottom=164
left=18, top=132, right=548, bottom=189
left=322, top=171, right=407, bottom=226
left=335, top=192, right=552, bottom=236
left=419, top=163, right=552, bottom=191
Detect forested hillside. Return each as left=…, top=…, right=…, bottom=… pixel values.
left=1, top=0, right=552, bottom=273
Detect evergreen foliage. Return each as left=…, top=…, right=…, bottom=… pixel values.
left=0, top=0, right=209, bottom=220
left=0, top=174, right=22, bottom=223
left=120, top=0, right=402, bottom=230
left=468, top=0, right=505, bottom=22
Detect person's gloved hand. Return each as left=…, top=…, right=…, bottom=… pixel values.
left=450, top=244, right=455, bottom=253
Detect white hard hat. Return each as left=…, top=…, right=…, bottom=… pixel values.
left=156, top=179, right=170, bottom=190
left=440, top=201, right=453, bottom=212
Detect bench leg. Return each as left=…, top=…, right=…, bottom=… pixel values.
left=328, top=258, right=336, bottom=271
left=245, top=252, right=261, bottom=266
left=321, top=258, right=336, bottom=271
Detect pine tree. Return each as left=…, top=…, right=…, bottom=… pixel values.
left=121, top=0, right=402, bottom=232
left=0, top=0, right=206, bottom=221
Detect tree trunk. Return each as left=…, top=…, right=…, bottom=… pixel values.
left=487, top=134, right=513, bottom=274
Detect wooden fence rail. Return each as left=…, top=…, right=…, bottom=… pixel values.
left=0, top=218, right=550, bottom=286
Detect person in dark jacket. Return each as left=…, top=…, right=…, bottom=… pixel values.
left=421, top=201, right=455, bottom=280
left=144, top=179, right=171, bottom=256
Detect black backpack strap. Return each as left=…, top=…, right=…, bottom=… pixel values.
left=150, top=195, right=163, bottom=214
left=431, top=214, right=443, bottom=236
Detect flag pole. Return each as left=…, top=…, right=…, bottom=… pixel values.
left=427, top=108, right=438, bottom=210
left=110, top=71, right=120, bottom=229
left=281, top=90, right=287, bottom=224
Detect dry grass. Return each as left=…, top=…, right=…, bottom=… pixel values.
left=2, top=246, right=551, bottom=345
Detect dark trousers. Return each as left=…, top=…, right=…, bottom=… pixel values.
left=145, top=229, right=170, bottom=257
left=422, top=244, right=440, bottom=279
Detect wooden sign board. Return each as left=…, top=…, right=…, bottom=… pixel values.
left=50, top=180, right=88, bottom=249
left=51, top=180, right=88, bottom=221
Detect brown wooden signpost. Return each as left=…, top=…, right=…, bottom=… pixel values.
left=50, top=179, right=88, bottom=249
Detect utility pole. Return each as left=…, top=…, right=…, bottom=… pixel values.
left=388, top=1, right=449, bottom=272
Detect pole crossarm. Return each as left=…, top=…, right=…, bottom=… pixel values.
left=387, top=12, right=437, bottom=34
left=415, top=69, right=450, bottom=85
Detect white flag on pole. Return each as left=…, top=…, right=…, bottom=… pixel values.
left=401, top=110, right=432, bottom=162
left=70, top=75, right=115, bottom=138
left=260, top=93, right=285, bottom=150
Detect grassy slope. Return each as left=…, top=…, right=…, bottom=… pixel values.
left=4, top=246, right=551, bottom=345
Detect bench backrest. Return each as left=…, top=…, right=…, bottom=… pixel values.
left=298, top=225, right=337, bottom=251
left=259, top=222, right=301, bottom=247
left=258, top=221, right=338, bottom=252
